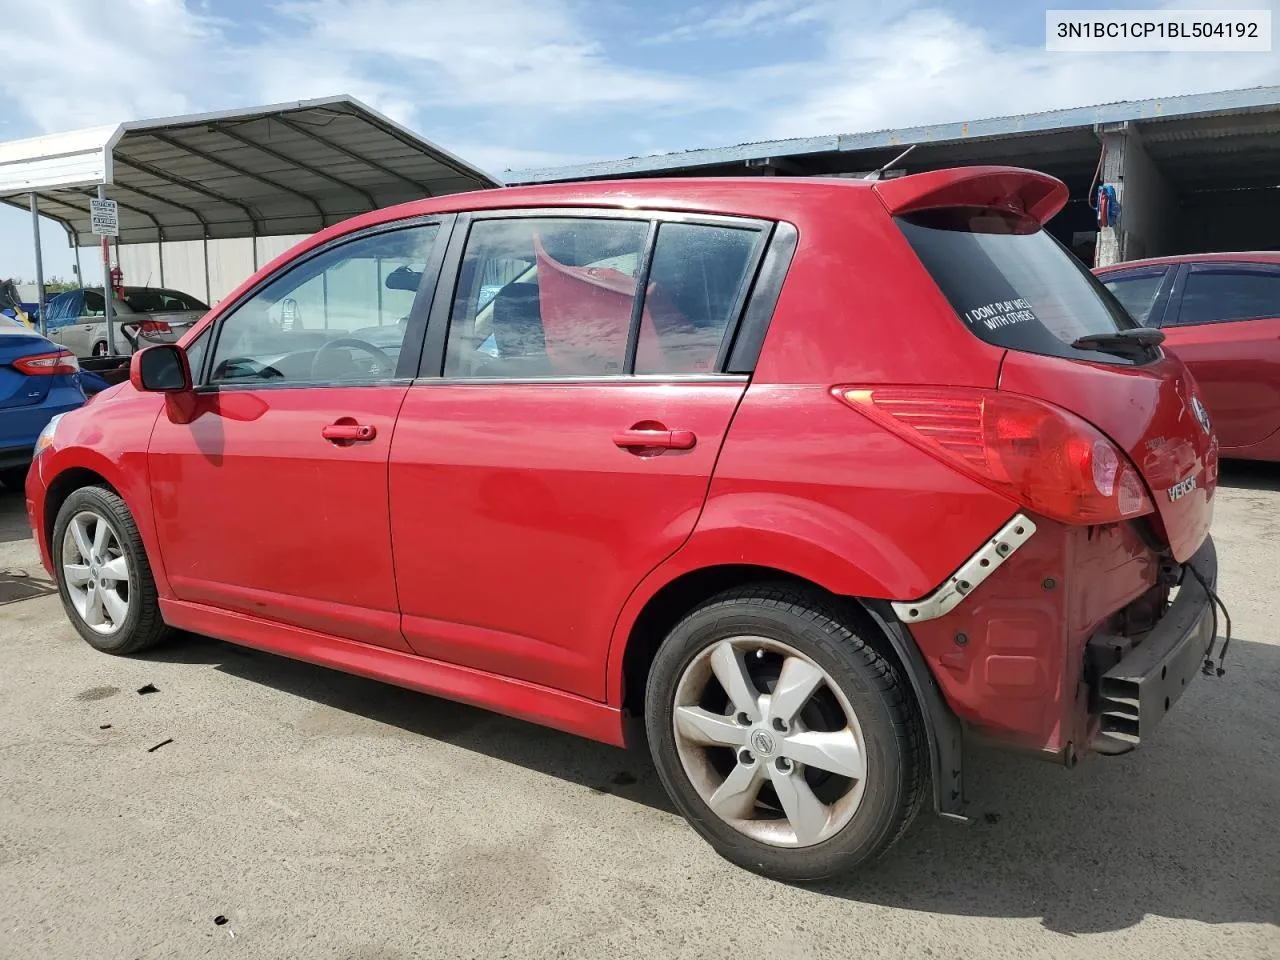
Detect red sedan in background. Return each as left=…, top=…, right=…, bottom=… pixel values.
left=1096, top=252, right=1280, bottom=462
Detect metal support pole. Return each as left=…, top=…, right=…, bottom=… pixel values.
left=74, top=243, right=83, bottom=291
left=99, top=185, right=117, bottom=355
left=158, top=238, right=165, bottom=287
left=202, top=235, right=212, bottom=305
left=29, top=194, right=48, bottom=336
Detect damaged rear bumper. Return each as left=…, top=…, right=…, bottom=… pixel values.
left=1091, top=536, right=1218, bottom=752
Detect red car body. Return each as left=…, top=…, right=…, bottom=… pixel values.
left=1095, top=252, right=1280, bottom=461
left=27, top=167, right=1220, bottom=832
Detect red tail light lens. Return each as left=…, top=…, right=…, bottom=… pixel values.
left=836, top=386, right=1154, bottom=525
left=13, top=350, right=80, bottom=376
left=140, top=319, right=172, bottom=335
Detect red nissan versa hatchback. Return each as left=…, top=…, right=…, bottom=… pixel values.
left=26, top=168, right=1222, bottom=880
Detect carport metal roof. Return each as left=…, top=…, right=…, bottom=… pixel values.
left=505, top=84, right=1280, bottom=188
left=0, top=96, right=501, bottom=245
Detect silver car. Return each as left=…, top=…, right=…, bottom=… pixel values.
left=43, top=287, right=207, bottom=357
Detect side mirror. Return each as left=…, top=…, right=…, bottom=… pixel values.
left=131, top=344, right=192, bottom=393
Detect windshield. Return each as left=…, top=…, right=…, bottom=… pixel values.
left=897, top=207, right=1140, bottom=365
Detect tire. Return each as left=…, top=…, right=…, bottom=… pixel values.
left=92, top=341, right=109, bottom=358
left=52, top=485, right=170, bottom=655
left=0, top=467, right=29, bottom=491
left=645, top=584, right=925, bottom=882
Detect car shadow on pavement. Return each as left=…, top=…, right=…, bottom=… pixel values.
left=140, top=629, right=1279, bottom=935
left=817, top=632, right=1280, bottom=935
left=0, top=487, right=33, bottom=544
left=1219, top=459, right=1280, bottom=492
left=140, top=633, right=675, bottom=811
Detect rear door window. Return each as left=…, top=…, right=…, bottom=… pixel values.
left=1171, top=264, right=1280, bottom=326
left=1100, top=269, right=1170, bottom=325
left=445, top=217, right=649, bottom=378
left=81, top=291, right=106, bottom=318
left=897, top=207, right=1140, bottom=364
left=636, top=222, right=759, bottom=375
left=443, top=216, right=765, bottom=379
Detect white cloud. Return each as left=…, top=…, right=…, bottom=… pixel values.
left=0, top=0, right=1277, bottom=175
left=743, top=3, right=1280, bottom=140
left=644, top=0, right=838, bottom=43
left=0, top=0, right=219, bottom=130
left=261, top=0, right=697, bottom=112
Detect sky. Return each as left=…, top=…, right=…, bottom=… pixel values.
left=2, top=0, right=1278, bottom=286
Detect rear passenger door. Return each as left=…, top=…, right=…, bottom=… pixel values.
left=388, top=212, right=770, bottom=700
left=1160, top=262, right=1280, bottom=450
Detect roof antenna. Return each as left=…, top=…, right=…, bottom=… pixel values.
left=862, top=145, right=916, bottom=180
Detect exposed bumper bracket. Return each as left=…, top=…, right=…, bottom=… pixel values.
left=891, top=514, right=1037, bottom=624
left=1093, top=537, right=1218, bottom=751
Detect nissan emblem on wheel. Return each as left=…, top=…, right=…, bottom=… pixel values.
left=27, top=168, right=1224, bottom=881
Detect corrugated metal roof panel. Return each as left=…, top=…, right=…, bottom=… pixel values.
left=508, top=85, right=1280, bottom=184
left=0, top=96, right=500, bottom=244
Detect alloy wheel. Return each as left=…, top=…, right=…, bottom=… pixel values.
left=61, top=511, right=132, bottom=635
left=671, top=635, right=868, bottom=847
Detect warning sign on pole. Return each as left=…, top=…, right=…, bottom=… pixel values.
left=90, top=198, right=119, bottom=237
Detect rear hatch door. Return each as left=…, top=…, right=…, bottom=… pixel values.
left=883, top=168, right=1215, bottom=561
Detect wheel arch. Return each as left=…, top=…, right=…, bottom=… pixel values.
left=38, top=444, right=173, bottom=599
left=609, top=550, right=967, bottom=820
left=41, top=465, right=117, bottom=559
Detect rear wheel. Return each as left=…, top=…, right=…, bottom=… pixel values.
left=52, top=486, right=170, bottom=655
left=645, top=585, right=924, bottom=881
left=0, top=467, right=28, bottom=491
left=91, top=341, right=109, bottom=358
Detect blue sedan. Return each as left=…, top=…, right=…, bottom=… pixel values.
left=0, top=315, right=87, bottom=490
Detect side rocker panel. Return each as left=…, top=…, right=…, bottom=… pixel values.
left=160, top=598, right=628, bottom=747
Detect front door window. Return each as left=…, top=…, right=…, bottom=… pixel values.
left=207, top=224, right=440, bottom=385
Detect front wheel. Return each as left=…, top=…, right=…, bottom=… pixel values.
left=52, top=486, right=170, bottom=654
left=91, top=341, right=109, bottom=357
left=645, top=585, right=925, bottom=881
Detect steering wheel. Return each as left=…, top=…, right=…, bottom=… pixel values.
left=310, top=337, right=394, bottom=381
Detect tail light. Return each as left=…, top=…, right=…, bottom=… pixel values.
left=835, top=386, right=1154, bottom=525
left=13, top=350, right=80, bottom=376
left=140, top=319, right=172, bottom=335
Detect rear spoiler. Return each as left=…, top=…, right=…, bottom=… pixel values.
left=873, top=166, right=1069, bottom=225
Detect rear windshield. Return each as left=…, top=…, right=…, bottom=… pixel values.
left=897, top=207, right=1140, bottom=364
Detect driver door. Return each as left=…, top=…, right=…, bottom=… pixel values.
left=147, top=216, right=451, bottom=650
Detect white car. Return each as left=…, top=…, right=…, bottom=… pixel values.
left=42, top=287, right=207, bottom=357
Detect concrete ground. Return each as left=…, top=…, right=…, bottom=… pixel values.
left=0, top=466, right=1277, bottom=960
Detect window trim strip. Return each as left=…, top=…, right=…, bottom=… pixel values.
left=622, top=221, right=659, bottom=375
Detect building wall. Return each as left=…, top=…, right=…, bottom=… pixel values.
left=110, top=235, right=308, bottom=306
left=1117, top=131, right=1178, bottom=261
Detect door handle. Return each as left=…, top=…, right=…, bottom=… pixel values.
left=612, top=427, right=697, bottom=451
left=322, top=422, right=377, bottom=443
